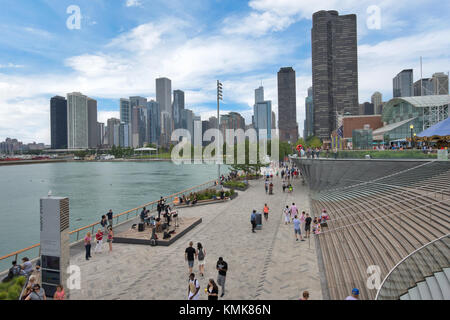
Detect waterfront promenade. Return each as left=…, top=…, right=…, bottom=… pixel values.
left=69, top=176, right=322, bottom=300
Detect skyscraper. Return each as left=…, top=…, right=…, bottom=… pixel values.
left=97, top=122, right=105, bottom=146
left=393, top=69, right=413, bottom=97
left=120, top=98, right=132, bottom=147
left=172, top=90, right=185, bottom=130
left=371, top=92, right=383, bottom=114
left=277, top=67, right=298, bottom=143
left=148, top=100, right=161, bottom=145
left=156, top=77, right=172, bottom=145
left=311, top=10, right=359, bottom=140
left=50, top=96, right=67, bottom=149
left=432, top=72, right=449, bottom=95
left=107, top=118, right=121, bottom=147
left=67, top=92, right=91, bottom=149
left=255, top=86, right=264, bottom=104
left=413, top=79, right=434, bottom=96
left=87, top=98, right=98, bottom=148
left=304, top=87, right=314, bottom=138
left=254, top=101, right=272, bottom=140
left=129, top=97, right=148, bottom=148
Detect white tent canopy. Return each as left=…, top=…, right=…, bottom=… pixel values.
left=134, top=147, right=157, bottom=152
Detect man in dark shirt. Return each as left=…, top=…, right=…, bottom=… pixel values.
left=107, top=209, right=113, bottom=227
left=304, top=213, right=312, bottom=238
left=216, top=257, right=228, bottom=297
left=185, top=241, right=196, bottom=274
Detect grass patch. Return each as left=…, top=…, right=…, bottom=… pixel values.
left=0, top=276, right=26, bottom=300
left=335, top=150, right=437, bottom=159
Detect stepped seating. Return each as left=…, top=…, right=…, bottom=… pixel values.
left=309, top=161, right=450, bottom=300
left=400, top=268, right=450, bottom=300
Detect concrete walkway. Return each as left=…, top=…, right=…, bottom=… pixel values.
left=69, top=174, right=322, bottom=300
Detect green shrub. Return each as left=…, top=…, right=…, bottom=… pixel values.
left=0, top=292, right=7, bottom=300
left=16, top=276, right=26, bottom=287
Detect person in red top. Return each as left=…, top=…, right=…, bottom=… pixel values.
left=263, top=204, right=269, bottom=221
left=94, top=229, right=103, bottom=253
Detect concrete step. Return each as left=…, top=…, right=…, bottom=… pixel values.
left=434, top=271, right=450, bottom=300
left=425, top=276, right=444, bottom=300
left=417, top=281, right=432, bottom=300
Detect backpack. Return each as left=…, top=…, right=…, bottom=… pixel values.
left=198, top=248, right=204, bottom=261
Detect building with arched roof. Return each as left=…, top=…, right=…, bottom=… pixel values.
left=373, top=95, right=450, bottom=142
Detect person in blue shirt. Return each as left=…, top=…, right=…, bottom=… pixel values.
left=251, top=210, right=257, bottom=233
left=293, top=216, right=305, bottom=241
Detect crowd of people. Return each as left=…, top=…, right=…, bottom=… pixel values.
left=184, top=241, right=228, bottom=300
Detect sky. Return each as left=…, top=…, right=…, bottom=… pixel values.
left=0, top=0, right=449, bottom=144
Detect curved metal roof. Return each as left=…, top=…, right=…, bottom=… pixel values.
left=385, top=95, right=450, bottom=108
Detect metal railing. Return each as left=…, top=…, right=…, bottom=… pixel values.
left=375, top=233, right=450, bottom=300
left=0, top=179, right=218, bottom=273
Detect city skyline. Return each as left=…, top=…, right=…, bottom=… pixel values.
left=0, top=0, right=450, bottom=144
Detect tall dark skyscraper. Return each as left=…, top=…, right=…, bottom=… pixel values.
left=311, top=10, right=359, bottom=140
left=172, top=90, right=185, bottom=130
left=277, top=67, right=298, bottom=143
left=50, top=96, right=67, bottom=149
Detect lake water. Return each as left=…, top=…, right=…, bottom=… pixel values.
left=0, top=161, right=227, bottom=269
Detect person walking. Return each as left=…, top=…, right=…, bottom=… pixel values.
left=197, top=242, right=206, bottom=277
left=185, top=241, right=196, bottom=274
left=84, top=232, right=92, bottom=260
left=94, top=229, right=103, bottom=253
left=216, top=257, right=228, bottom=297
left=293, top=216, right=305, bottom=241
left=106, top=209, right=114, bottom=228
left=207, top=279, right=219, bottom=300
left=107, top=226, right=113, bottom=252
left=251, top=210, right=257, bottom=233
left=264, top=180, right=269, bottom=194
left=100, top=215, right=108, bottom=234
left=187, top=273, right=200, bottom=300
left=263, top=204, right=269, bottom=221
left=284, top=205, right=291, bottom=225
left=290, top=203, right=298, bottom=222
left=304, top=213, right=312, bottom=238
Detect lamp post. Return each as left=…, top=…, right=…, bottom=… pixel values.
left=410, top=124, right=414, bottom=149
left=217, top=80, right=223, bottom=189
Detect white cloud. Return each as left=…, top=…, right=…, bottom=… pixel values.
left=126, top=0, right=142, bottom=8
left=0, top=63, right=24, bottom=69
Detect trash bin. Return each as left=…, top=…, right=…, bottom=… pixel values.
left=255, top=212, right=262, bottom=230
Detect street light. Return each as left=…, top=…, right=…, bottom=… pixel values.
left=410, top=124, right=414, bottom=149
left=217, top=80, right=223, bottom=189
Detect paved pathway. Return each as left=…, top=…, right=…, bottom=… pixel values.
left=70, top=174, right=322, bottom=300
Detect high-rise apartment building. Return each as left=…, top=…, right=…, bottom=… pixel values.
left=67, top=92, right=96, bottom=149
left=277, top=67, right=298, bottom=143
left=50, top=96, right=67, bottom=149
left=393, top=69, right=413, bottom=97
left=311, top=10, right=359, bottom=140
